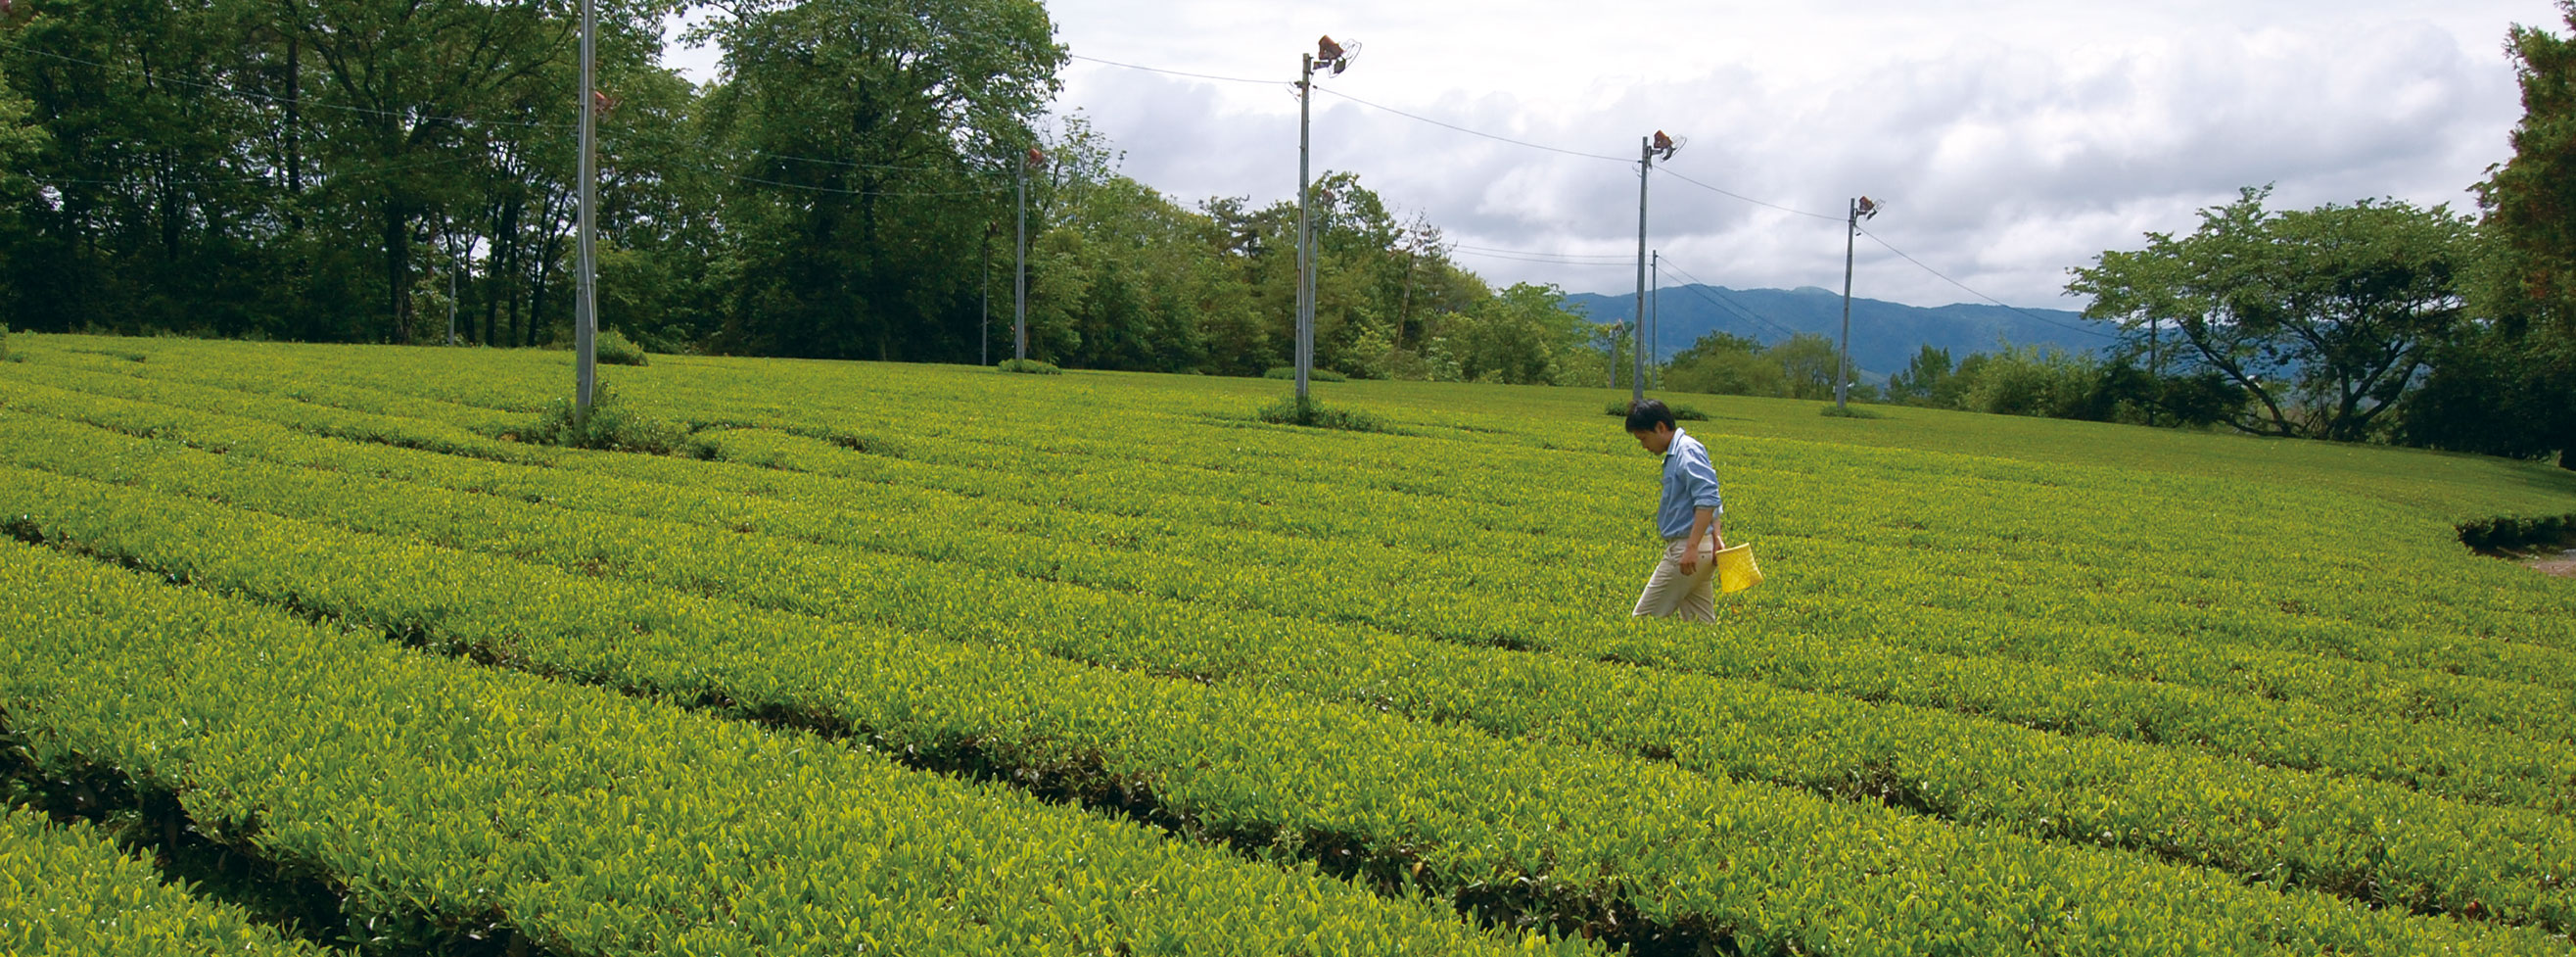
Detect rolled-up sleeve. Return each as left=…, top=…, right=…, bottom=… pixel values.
left=1677, top=444, right=1723, bottom=512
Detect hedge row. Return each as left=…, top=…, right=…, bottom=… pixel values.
left=8, top=408, right=2574, bottom=933
left=0, top=809, right=332, bottom=956
left=0, top=466, right=2560, bottom=954
left=7, top=378, right=2568, bottom=807
left=0, top=541, right=1587, bottom=957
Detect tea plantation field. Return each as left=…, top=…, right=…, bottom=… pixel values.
left=2, top=333, right=2571, bottom=956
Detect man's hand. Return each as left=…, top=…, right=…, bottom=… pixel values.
left=1681, top=546, right=1711, bottom=576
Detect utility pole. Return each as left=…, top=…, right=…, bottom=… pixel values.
left=446, top=233, right=459, bottom=346
left=1294, top=35, right=1354, bottom=404
left=572, top=0, right=597, bottom=419
left=1016, top=149, right=1041, bottom=362
left=1836, top=195, right=1878, bottom=410
left=1633, top=131, right=1676, bottom=405
left=1650, top=250, right=1660, bottom=389
left=980, top=224, right=991, bottom=366
left=1296, top=51, right=1315, bottom=403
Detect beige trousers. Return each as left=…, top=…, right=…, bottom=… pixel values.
left=1632, top=535, right=1718, bottom=622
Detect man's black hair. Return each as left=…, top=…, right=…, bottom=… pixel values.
left=1623, top=399, right=1677, bottom=433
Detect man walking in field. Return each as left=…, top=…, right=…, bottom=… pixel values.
left=1625, top=399, right=1724, bottom=622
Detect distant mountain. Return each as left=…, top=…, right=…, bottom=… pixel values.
left=1562, top=285, right=2115, bottom=382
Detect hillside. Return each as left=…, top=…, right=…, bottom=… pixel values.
left=1565, top=284, right=2117, bottom=378
left=2, top=334, right=2572, bottom=956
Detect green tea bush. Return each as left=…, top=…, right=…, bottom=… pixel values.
left=597, top=328, right=649, bottom=366
left=522, top=381, right=695, bottom=455
left=1257, top=395, right=1391, bottom=433
left=1605, top=400, right=1707, bottom=420
left=2457, top=512, right=2576, bottom=551
left=997, top=358, right=1062, bottom=375
left=1265, top=365, right=1348, bottom=382
left=1819, top=405, right=1886, bottom=419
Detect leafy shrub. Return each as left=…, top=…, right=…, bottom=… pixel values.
left=1257, top=396, right=1392, bottom=433
left=1820, top=405, right=1886, bottom=419
left=998, top=358, right=1062, bottom=375
left=2456, top=512, right=2576, bottom=551
left=1604, top=400, right=1708, bottom=421
left=521, top=381, right=696, bottom=455
left=1264, top=365, right=1348, bottom=382
left=597, top=328, right=649, bottom=366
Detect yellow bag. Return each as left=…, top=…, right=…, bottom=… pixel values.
left=1715, top=543, right=1762, bottom=594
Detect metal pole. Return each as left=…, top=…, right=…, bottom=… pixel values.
left=446, top=235, right=458, bottom=346
left=573, top=0, right=597, bottom=416
left=1650, top=250, right=1660, bottom=388
left=1837, top=197, right=1857, bottom=409
left=1294, top=53, right=1315, bottom=403
left=1014, top=162, right=1027, bottom=361
left=980, top=231, right=989, bottom=366
left=1632, top=136, right=1649, bottom=405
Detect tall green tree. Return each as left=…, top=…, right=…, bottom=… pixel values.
left=2428, top=1, right=2576, bottom=468
left=700, top=0, right=1058, bottom=360
left=2068, top=187, right=2473, bottom=441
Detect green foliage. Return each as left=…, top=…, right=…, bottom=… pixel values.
left=596, top=327, right=649, bottom=366
left=0, top=541, right=1572, bottom=957
left=1956, top=344, right=2103, bottom=419
left=2459, top=5, right=2576, bottom=468
left=5, top=338, right=2576, bottom=953
left=1256, top=395, right=1392, bottom=433
left=0, top=810, right=330, bottom=956
left=2070, top=187, right=2476, bottom=441
left=1604, top=400, right=1707, bottom=421
left=1818, top=405, right=1885, bottom=419
left=2457, top=511, right=2576, bottom=550
left=522, top=381, right=695, bottom=455
left=1264, top=365, right=1347, bottom=382
left=997, top=358, right=1062, bottom=374
left=1662, top=331, right=1842, bottom=401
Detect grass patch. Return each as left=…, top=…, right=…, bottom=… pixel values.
left=1605, top=400, right=1708, bottom=421
left=1820, top=405, right=1887, bottom=419
left=1265, top=365, right=1348, bottom=383
left=997, top=358, right=1063, bottom=375
left=1257, top=396, right=1394, bottom=433
left=522, top=381, right=700, bottom=456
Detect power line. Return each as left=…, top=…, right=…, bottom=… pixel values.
left=1449, top=242, right=1631, bottom=263
left=1856, top=226, right=2115, bottom=341
left=1065, top=53, right=1284, bottom=86
left=1653, top=167, right=1842, bottom=221
left=1451, top=248, right=1632, bottom=267
left=1312, top=88, right=1630, bottom=164
left=1655, top=259, right=1805, bottom=342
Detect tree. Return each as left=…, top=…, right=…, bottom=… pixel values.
left=1887, top=345, right=1955, bottom=407
left=2068, top=187, right=2473, bottom=441
left=1663, top=331, right=1786, bottom=399
left=702, top=0, right=1059, bottom=360
left=1768, top=333, right=1839, bottom=400
left=2457, top=1, right=2576, bottom=468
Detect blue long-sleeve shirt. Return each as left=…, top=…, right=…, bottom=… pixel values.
left=1657, top=427, right=1724, bottom=540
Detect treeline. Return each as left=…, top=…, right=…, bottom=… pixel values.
left=0, top=0, right=1614, bottom=379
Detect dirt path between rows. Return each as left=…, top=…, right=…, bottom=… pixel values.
left=2527, top=556, right=2576, bottom=579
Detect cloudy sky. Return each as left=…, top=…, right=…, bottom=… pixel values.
left=666, top=1, right=2558, bottom=311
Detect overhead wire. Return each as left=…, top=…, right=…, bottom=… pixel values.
left=1655, top=258, right=1807, bottom=342
left=1064, top=53, right=1284, bottom=86
left=1653, top=167, right=1842, bottom=221
left=1856, top=226, right=2115, bottom=340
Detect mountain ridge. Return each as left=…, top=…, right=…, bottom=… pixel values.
left=1562, top=285, right=2117, bottom=381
